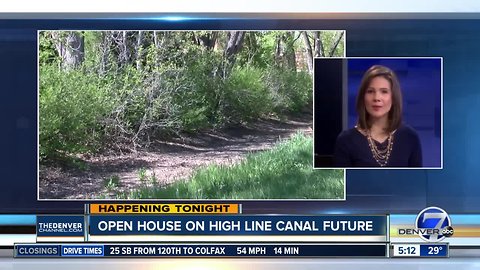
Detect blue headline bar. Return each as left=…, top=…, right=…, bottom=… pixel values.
left=88, top=215, right=386, bottom=235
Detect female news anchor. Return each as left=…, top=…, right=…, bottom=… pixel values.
left=333, top=65, right=422, bottom=167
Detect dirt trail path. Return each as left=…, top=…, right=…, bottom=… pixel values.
left=39, top=114, right=313, bottom=199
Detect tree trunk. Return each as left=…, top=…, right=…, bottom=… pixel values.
left=275, top=32, right=296, bottom=71
left=285, top=32, right=296, bottom=71
left=245, top=32, right=259, bottom=64
left=153, top=31, right=160, bottom=68
left=275, top=33, right=282, bottom=64
left=99, top=31, right=113, bottom=75
left=301, top=31, right=314, bottom=74
left=135, top=31, right=144, bottom=70
left=210, top=31, right=246, bottom=121
left=225, top=31, right=245, bottom=60
left=117, top=31, right=129, bottom=67
left=196, top=31, right=218, bottom=50
left=222, top=31, right=245, bottom=77
left=329, top=31, right=345, bottom=57
left=52, top=31, right=84, bottom=70
left=313, top=31, right=324, bottom=57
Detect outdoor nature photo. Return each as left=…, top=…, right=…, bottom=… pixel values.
left=38, top=30, right=345, bottom=200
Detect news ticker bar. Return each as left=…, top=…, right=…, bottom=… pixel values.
left=14, top=243, right=387, bottom=258
left=391, top=243, right=449, bottom=258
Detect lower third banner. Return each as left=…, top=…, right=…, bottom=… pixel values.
left=15, top=243, right=387, bottom=258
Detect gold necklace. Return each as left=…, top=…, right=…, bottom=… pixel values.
left=366, top=130, right=394, bottom=167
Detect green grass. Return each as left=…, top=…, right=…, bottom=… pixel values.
left=104, top=175, right=120, bottom=191
left=122, top=133, right=344, bottom=199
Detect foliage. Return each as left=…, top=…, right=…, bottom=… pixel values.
left=178, top=49, right=224, bottom=130
left=265, top=68, right=313, bottom=113
left=39, top=32, right=60, bottom=66
left=223, top=66, right=273, bottom=122
left=39, top=30, right=343, bottom=160
left=39, top=64, right=113, bottom=159
left=319, top=31, right=345, bottom=57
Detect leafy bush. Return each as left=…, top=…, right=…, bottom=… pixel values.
left=223, top=66, right=273, bottom=122
left=177, top=50, right=224, bottom=130
left=39, top=65, right=113, bottom=159
left=264, top=68, right=313, bottom=113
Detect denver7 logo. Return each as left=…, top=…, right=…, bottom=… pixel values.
left=415, top=207, right=452, bottom=242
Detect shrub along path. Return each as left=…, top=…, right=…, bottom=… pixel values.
left=39, top=114, right=313, bottom=199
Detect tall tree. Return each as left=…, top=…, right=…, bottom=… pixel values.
left=225, top=31, right=245, bottom=60
left=328, top=31, right=345, bottom=57
left=51, top=31, right=85, bottom=69
left=284, top=32, right=297, bottom=71
left=313, top=31, right=325, bottom=57
left=301, top=31, right=314, bottom=74
left=220, top=31, right=245, bottom=77
left=135, top=31, right=144, bottom=70
left=114, top=31, right=130, bottom=67
left=153, top=31, right=168, bottom=68
left=274, top=32, right=297, bottom=71
left=194, top=31, right=218, bottom=50
left=242, top=32, right=259, bottom=65
left=99, top=31, right=113, bottom=75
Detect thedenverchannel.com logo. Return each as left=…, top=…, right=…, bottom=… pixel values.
left=398, top=206, right=454, bottom=242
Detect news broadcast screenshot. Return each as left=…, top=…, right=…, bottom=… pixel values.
left=0, top=1, right=479, bottom=269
